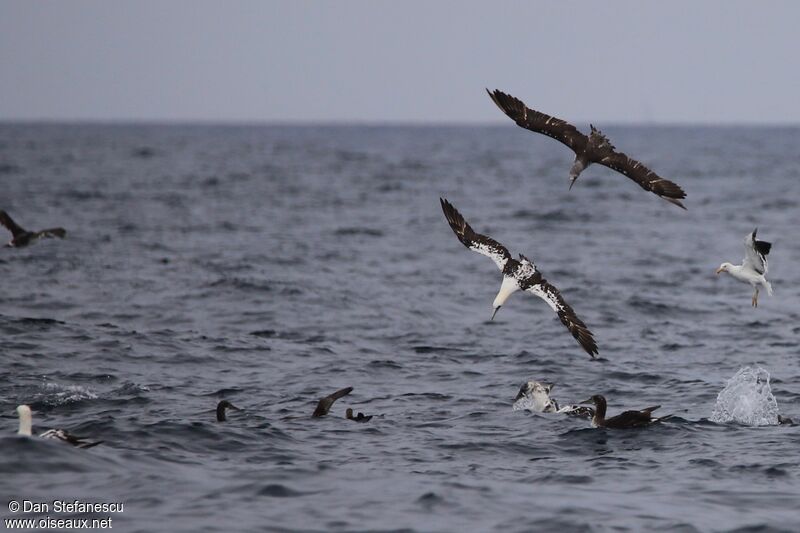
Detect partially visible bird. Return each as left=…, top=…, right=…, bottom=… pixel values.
left=716, top=228, right=773, bottom=307
left=16, top=405, right=103, bottom=448
left=345, top=408, right=372, bottom=423
left=487, top=89, right=687, bottom=208
left=312, top=387, right=353, bottom=417
left=580, top=395, right=667, bottom=429
left=1, top=210, right=66, bottom=248
left=441, top=198, right=598, bottom=357
left=216, top=400, right=241, bottom=422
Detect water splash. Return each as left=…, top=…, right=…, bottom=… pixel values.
left=35, top=382, right=98, bottom=406
left=710, top=366, right=779, bottom=426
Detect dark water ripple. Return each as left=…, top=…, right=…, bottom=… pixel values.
left=1, top=124, right=800, bottom=532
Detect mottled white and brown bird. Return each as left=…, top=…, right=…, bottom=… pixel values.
left=1, top=210, right=66, bottom=247
left=716, top=228, right=773, bottom=307
left=487, top=89, right=687, bottom=208
left=441, top=198, right=598, bottom=357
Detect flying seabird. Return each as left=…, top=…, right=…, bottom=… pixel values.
left=487, top=89, right=687, bottom=208
left=580, top=395, right=666, bottom=429
left=716, top=228, right=773, bottom=307
left=16, top=405, right=103, bottom=448
left=514, top=381, right=594, bottom=418
left=216, top=400, right=241, bottom=422
left=312, top=387, right=353, bottom=417
left=345, top=408, right=373, bottom=423
left=441, top=198, right=598, bottom=357
left=0, top=210, right=66, bottom=248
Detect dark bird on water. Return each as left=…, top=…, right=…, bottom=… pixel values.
left=1, top=210, right=66, bottom=247
left=216, top=400, right=241, bottom=422
left=441, top=198, right=598, bottom=357
left=345, top=408, right=373, bottom=423
left=487, top=89, right=687, bottom=209
left=312, top=387, right=353, bottom=417
left=580, top=395, right=667, bottom=429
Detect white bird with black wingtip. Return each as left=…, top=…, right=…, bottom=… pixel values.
left=440, top=198, right=598, bottom=357
left=716, top=228, right=773, bottom=307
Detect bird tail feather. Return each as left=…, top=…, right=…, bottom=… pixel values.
left=764, top=280, right=773, bottom=296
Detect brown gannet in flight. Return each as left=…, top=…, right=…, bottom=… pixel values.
left=312, top=387, right=353, bottom=417
left=716, top=228, right=773, bottom=307
left=487, top=89, right=687, bottom=209
left=580, top=395, right=667, bottom=429
left=1, top=210, right=66, bottom=247
left=16, top=405, right=103, bottom=448
left=441, top=198, right=598, bottom=357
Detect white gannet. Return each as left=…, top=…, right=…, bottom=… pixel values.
left=1, top=210, right=66, bottom=248
left=487, top=89, right=687, bottom=208
left=716, top=228, right=773, bottom=307
left=16, top=405, right=103, bottom=448
left=441, top=198, right=598, bottom=357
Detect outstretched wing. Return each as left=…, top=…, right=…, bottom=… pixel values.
left=524, top=280, right=598, bottom=357
left=596, top=152, right=687, bottom=208
left=743, top=228, right=770, bottom=275
left=440, top=198, right=511, bottom=272
left=0, top=210, right=26, bottom=237
left=312, top=386, right=354, bottom=417
left=487, top=89, right=588, bottom=153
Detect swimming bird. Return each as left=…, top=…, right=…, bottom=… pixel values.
left=0, top=210, right=66, bottom=248
left=345, top=408, right=372, bottom=423
left=16, top=405, right=103, bottom=448
left=440, top=198, right=598, bottom=357
left=580, top=395, right=665, bottom=429
left=216, top=400, right=241, bottom=422
left=716, top=228, right=773, bottom=307
left=312, top=387, right=353, bottom=417
left=514, top=381, right=594, bottom=418
left=487, top=89, right=687, bottom=208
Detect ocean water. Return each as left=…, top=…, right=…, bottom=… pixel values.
left=1, top=123, right=799, bottom=532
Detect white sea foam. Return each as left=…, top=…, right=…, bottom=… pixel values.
left=710, top=366, right=779, bottom=426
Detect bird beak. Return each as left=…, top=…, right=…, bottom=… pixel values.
left=491, top=306, right=501, bottom=321
left=579, top=398, right=593, bottom=405
left=229, top=403, right=241, bottom=411
left=715, top=267, right=723, bottom=275
left=568, top=177, right=577, bottom=191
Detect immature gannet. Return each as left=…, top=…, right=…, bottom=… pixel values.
left=716, top=228, right=773, bottom=307
left=580, top=395, right=667, bottom=429
left=16, top=405, right=103, bottom=448
left=441, top=198, right=598, bottom=357
left=487, top=89, right=687, bottom=208
left=514, top=381, right=594, bottom=418
left=0, top=210, right=66, bottom=247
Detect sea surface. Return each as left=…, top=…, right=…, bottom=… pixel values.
left=1, top=123, right=799, bottom=533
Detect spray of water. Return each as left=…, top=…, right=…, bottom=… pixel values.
left=710, top=366, right=780, bottom=426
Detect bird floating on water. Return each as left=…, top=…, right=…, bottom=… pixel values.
left=216, top=400, right=241, bottom=422
left=441, top=198, right=598, bottom=357
left=345, top=408, right=372, bottom=423
left=16, top=405, right=103, bottom=448
left=580, top=395, right=667, bottom=429
left=487, top=89, right=687, bottom=209
left=514, top=381, right=594, bottom=418
left=312, top=387, right=353, bottom=417
left=716, top=228, right=773, bottom=307
left=0, top=210, right=66, bottom=248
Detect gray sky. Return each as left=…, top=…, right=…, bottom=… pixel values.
left=2, top=0, right=799, bottom=124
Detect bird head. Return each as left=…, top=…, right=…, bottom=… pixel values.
left=716, top=263, right=731, bottom=275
